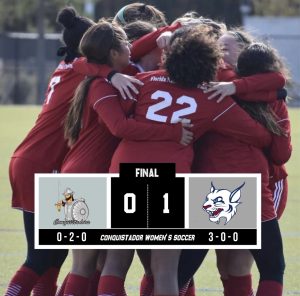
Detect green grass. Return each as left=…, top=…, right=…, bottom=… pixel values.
left=0, top=106, right=299, bottom=295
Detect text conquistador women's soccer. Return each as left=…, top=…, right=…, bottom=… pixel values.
left=100, top=234, right=144, bottom=241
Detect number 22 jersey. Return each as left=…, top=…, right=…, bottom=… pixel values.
left=110, top=69, right=271, bottom=173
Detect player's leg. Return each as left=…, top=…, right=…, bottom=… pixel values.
left=5, top=211, right=53, bottom=296
left=151, top=249, right=181, bottom=296
left=32, top=249, right=69, bottom=296
left=184, top=278, right=196, bottom=296
left=85, top=250, right=107, bottom=296
left=250, top=219, right=285, bottom=296
left=225, top=250, right=254, bottom=296
left=6, top=157, right=66, bottom=296
left=63, top=249, right=99, bottom=296
left=177, top=249, right=209, bottom=289
left=215, top=249, right=230, bottom=293
left=98, top=249, right=135, bottom=296
left=136, top=250, right=154, bottom=296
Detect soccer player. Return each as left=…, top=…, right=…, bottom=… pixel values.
left=5, top=7, right=95, bottom=296
left=196, top=35, right=291, bottom=295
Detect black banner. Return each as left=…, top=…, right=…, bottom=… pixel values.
left=39, top=228, right=257, bottom=246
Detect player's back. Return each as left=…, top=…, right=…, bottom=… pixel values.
left=110, top=69, right=271, bottom=173
left=111, top=70, right=221, bottom=173
left=62, top=78, right=120, bottom=173
left=13, top=61, right=84, bottom=171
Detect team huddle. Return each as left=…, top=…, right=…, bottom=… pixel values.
left=5, top=2, right=292, bottom=296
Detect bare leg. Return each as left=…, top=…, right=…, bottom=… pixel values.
left=151, top=249, right=181, bottom=295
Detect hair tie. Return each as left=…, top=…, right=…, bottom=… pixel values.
left=115, top=5, right=128, bottom=25
left=232, top=31, right=246, bottom=45
left=57, top=46, right=67, bottom=56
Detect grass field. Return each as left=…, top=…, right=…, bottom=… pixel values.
left=0, top=106, right=299, bottom=295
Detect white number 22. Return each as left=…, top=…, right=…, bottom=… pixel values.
left=146, top=90, right=197, bottom=123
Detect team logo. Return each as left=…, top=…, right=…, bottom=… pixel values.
left=54, top=187, right=90, bottom=225
left=202, top=182, right=245, bottom=225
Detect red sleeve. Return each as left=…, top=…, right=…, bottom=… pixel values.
left=268, top=101, right=292, bottom=165
left=73, top=57, right=112, bottom=77
left=217, top=65, right=238, bottom=82
left=209, top=98, right=272, bottom=149
left=238, top=90, right=278, bottom=103
left=131, top=23, right=181, bottom=62
left=233, top=72, right=285, bottom=94
left=90, top=81, right=182, bottom=142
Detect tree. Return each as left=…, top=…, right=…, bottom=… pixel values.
left=0, top=0, right=86, bottom=33
left=95, top=0, right=242, bottom=26
left=252, top=0, right=300, bottom=16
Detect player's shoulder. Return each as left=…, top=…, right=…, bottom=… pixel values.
left=136, top=69, right=169, bottom=83
left=89, top=77, right=118, bottom=96
left=54, top=61, right=74, bottom=74
left=49, top=60, right=83, bottom=84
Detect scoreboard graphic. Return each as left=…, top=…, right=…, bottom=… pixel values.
left=34, top=163, right=261, bottom=249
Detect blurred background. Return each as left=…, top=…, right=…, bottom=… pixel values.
left=0, top=0, right=299, bottom=105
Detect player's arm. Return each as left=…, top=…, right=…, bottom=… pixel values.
left=91, top=83, right=184, bottom=143
left=73, top=57, right=112, bottom=77
left=233, top=72, right=286, bottom=94
left=268, top=101, right=292, bottom=165
left=234, top=89, right=287, bottom=103
left=72, top=58, right=143, bottom=100
left=130, top=23, right=181, bottom=62
left=205, top=72, right=286, bottom=103
left=207, top=96, right=272, bottom=149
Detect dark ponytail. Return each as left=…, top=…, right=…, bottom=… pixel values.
left=235, top=100, right=286, bottom=136
left=56, top=6, right=95, bottom=63
left=236, top=42, right=287, bottom=136
left=64, top=77, right=97, bottom=146
left=64, top=21, right=127, bottom=145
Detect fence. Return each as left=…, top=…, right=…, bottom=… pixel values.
left=0, top=32, right=61, bottom=104
left=0, top=23, right=299, bottom=105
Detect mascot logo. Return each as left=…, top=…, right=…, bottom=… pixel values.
left=54, top=187, right=90, bottom=225
left=202, top=182, right=245, bottom=225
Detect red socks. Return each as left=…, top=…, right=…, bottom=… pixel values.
left=32, top=267, right=60, bottom=296
left=98, top=275, right=126, bottom=296
left=220, top=277, right=229, bottom=295
left=5, top=265, right=40, bottom=296
left=226, top=275, right=253, bottom=296
left=63, top=273, right=89, bottom=296
left=140, top=274, right=154, bottom=296
left=256, top=280, right=283, bottom=296
left=56, top=273, right=69, bottom=296
left=184, top=279, right=195, bottom=296
left=179, top=280, right=190, bottom=296
left=86, top=270, right=101, bottom=296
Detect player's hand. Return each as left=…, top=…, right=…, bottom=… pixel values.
left=156, top=31, right=173, bottom=49
left=202, top=81, right=236, bottom=103
left=180, top=121, right=194, bottom=146
left=111, top=73, right=144, bottom=100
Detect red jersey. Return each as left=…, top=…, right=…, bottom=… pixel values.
left=73, top=23, right=182, bottom=78
left=12, top=61, right=84, bottom=171
left=217, top=63, right=285, bottom=102
left=110, top=69, right=271, bottom=173
left=61, top=77, right=182, bottom=173
left=130, top=23, right=181, bottom=62
left=194, top=66, right=289, bottom=221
